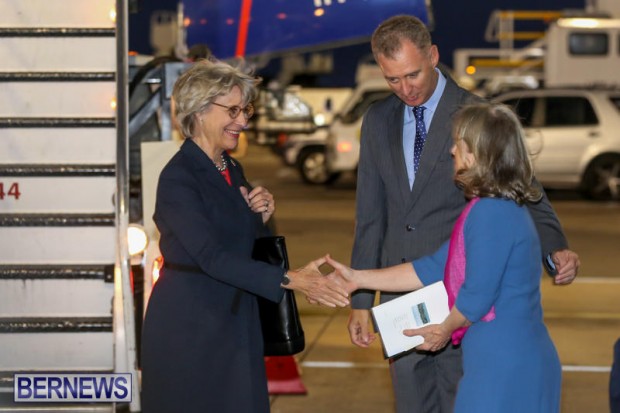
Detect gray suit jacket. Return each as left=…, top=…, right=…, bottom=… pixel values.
left=351, top=75, right=568, bottom=309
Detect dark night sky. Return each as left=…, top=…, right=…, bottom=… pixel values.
left=129, top=0, right=585, bottom=87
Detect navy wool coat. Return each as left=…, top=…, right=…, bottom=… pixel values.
left=141, top=139, right=285, bottom=413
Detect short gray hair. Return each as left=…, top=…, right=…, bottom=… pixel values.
left=371, top=15, right=432, bottom=60
left=172, top=59, right=261, bottom=138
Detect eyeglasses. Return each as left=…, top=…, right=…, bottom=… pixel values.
left=210, top=102, right=255, bottom=120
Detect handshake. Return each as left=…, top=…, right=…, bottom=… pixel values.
left=284, top=255, right=360, bottom=308
left=286, top=255, right=447, bottom=353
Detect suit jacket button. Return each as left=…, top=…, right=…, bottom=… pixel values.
left=406, top=224, right=414, bottom=231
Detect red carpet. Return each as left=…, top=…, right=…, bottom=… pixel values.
left=265, top=356, right=307, bottom=395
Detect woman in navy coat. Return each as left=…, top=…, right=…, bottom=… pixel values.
left=140, top=60, right=349, bottom=413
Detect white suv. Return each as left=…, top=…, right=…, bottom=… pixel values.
left=494, top=88, right=620, bottom=201
left=325, top=78, right=392, bottom=177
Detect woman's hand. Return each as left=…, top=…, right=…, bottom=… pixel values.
left=240, top=186, right=275, bottom=223
left=405, top=306, right=468, bottom=352
left=403, top=323, right=451, bottom=353
left=287, top=257, right=350, bottom=308
left=325, top=254, right=359, bottom=294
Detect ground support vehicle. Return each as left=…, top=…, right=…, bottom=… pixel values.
left=453, top=9, right=620, bottom=96
left=278, top=127, right=340, bottom=185
left=494, top=88, right=620, bottom=201
left=273, top=77, right=390, bottom=186
left=0, top=1, right=140, bottom=411
left=325, top=78, right=392, bottom=181
left=249, top=87, right=317, bottom=145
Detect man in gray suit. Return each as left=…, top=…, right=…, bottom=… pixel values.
left=348, top=15, right=580, bottom=413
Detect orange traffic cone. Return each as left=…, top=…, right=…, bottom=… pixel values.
left=265, top=356, right=307, bottom=395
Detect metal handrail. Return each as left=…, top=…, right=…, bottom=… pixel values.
left=115, top=0, right=141, bottom=411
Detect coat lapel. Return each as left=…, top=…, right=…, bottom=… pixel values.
left=385, top=98, right=412, bottom=206
left=225, top=154, right=248, bottom=190
left=180, top=139, right=245, bottom=207
left=407, top=77, right=461, bottom=211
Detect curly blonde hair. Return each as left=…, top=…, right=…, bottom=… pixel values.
left=452, top=103, right=542, bottom=205
left=172, top=59, right=261, bottom=138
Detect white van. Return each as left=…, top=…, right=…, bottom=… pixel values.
left=325, top=78, right=392, bottom=177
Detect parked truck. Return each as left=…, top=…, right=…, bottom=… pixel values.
left=453, top=6, right=620, bottom=96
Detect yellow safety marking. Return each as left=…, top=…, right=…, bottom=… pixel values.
left=497, top=10, right=563, bottom=20
left=470, top=59, right=544, bottom=68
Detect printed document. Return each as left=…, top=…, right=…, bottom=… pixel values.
left=371, top=281, right=449, bottom=357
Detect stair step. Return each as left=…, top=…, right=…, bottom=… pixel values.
left=0, top=28, right=115, bottom=37
left=0, top=331, right=114, bottom=370
left=0, top=38, right=116, bottom=71
left=0, top=165, right=115, bottom=177
left=0, top=177, right=115, bottom=214
left=0, top=72, right=115, bottom=82
left=0, top=118, right=116, bottom=128
left=2, top=82, right=115, bottom=117
left=0, top=278, right=114, bottom=317
left=0, top=265, right=112, bottom=281
left=0, top=0, right=116, bottom=28
left=0, top=128, right=115, bottom=165
left=0, top=213, right=115, bottom=227
left=0, top=317, right=112, bottom=333
left=0, top=227, right=116, bottom=263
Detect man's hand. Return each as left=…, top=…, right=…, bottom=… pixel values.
left=348, top=309, right=376, bottom=348
left=551, top=249, right=580, bottom=285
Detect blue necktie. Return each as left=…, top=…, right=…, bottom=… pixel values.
left=413, top=106, right=427, bottom=173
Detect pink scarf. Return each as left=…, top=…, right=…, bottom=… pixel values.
left=444, top=198, right=495, bottom=345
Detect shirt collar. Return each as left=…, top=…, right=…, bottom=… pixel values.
left=404, top=68, right=446, bottom=122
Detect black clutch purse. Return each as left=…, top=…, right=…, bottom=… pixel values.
left=252, top=236, right=305, bottom=356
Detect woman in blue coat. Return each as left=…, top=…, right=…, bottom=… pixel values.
left=327, top=103, right=562, bottom=412
left=140, top=60, right=349, bottom=413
